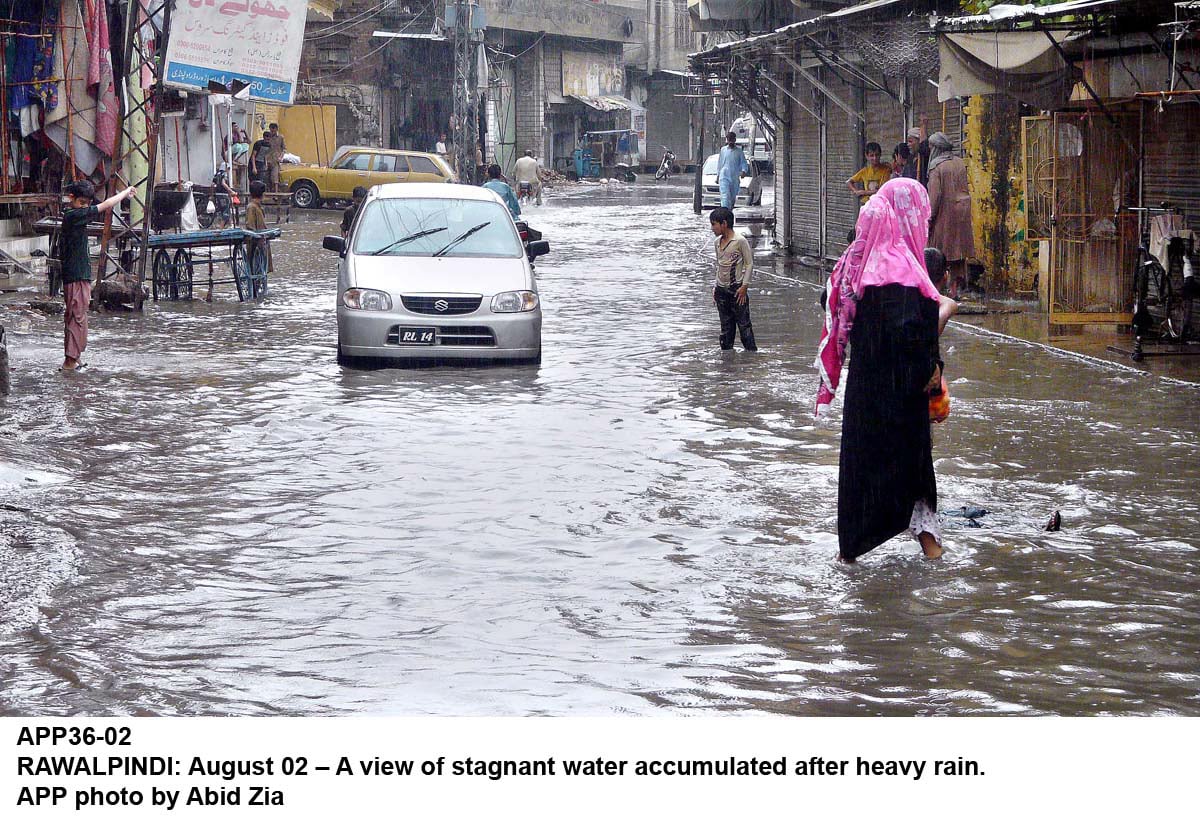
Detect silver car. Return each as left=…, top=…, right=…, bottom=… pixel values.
left=323, top=183, right=547, bottom=364
left=701, top=152, right=763, bottom=208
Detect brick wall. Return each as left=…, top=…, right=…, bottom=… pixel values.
left=513, top=41, right=546, bottom=164
left=297, top=0, right=406, bottom=147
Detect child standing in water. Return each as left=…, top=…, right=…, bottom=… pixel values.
left=710, top=207, right=757, bottom=351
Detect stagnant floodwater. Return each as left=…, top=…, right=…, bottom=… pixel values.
left=1, top=182, right=1197, bottom=716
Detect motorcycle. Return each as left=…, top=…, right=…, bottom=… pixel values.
left=654, top=148, right=676, bottom=181
left=517, top=181, right=534, bottom=205
left=515, top=220, right=548, bottom=268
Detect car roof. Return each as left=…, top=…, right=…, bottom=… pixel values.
left=367, top=183, right=500, bottom=202
left=343, top=147, right=442, bottom=159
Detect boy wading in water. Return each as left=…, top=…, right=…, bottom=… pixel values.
left=710, top=206, right=757, bottom=351
left=245, top=180, right=272, bottom=275
left=59, top=181, right=135, bottom=371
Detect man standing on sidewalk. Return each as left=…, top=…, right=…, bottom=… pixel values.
left=717, top=131, right=749, bottom=210
left=265, top=123, right=286, bottom=192
left=59, top=181, right=135, bottom=371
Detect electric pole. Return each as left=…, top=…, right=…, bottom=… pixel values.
left=452, top=0, right=479, bottom=184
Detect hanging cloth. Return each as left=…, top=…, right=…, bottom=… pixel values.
left=86, top=0, right=120, bottom=156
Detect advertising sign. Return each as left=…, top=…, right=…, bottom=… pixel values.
left=561, top=50, right=624, bottom=98
left=165, top=0, right=310, bottom=105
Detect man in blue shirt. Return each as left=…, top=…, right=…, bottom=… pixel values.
left=716, top=131, right=749, bottom=210
left=482, top=164, right=521, bottom=219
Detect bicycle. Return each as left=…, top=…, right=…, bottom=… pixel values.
left=1123, top=204, right=1194, bottom=360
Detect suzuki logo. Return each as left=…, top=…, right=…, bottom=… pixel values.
left=434, top=299, right=449, bottom=312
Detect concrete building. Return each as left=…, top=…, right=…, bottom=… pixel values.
left=625, top=0, right=704, bottom=170
left=296, top=1, right=420, bottom=151
left=297, top=1, right=708, bottom=177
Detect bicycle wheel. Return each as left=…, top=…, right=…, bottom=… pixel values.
left=1158, top=267, right=1184, bottom=340
left=1166, top=284, right=1193, bottom=341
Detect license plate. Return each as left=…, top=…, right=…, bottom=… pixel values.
left=397, top=327, right=436, bottom=345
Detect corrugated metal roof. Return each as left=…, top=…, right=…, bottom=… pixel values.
left=689, top=0, right=930, bottom=62
left=936, top=0, right=1125, bottom=28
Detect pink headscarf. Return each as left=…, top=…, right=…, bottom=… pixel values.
left=814, top=177, right=941, bottom=416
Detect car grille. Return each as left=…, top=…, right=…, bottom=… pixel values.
left=385, top=325, right=496, bottom=347
left=400, top=295, right=482, bottom=315
left=436, top=326, right=495, bottom=346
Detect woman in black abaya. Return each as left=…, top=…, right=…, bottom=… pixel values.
left=815, top=178, right=945, bottom=562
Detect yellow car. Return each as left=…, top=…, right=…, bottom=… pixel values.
left=280, top=148, right=457, bottom=208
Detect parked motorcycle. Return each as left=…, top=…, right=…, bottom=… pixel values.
left=654, top=148, right=676, bottom=181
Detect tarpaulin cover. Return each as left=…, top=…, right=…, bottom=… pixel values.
left=937, top=30, right=1080, bottom=108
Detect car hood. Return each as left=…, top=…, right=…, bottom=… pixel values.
left=702, top=173, right=753, bottom=191
left=349, top=254, right=531, bottom=295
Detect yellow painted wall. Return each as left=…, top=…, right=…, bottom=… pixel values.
left=251, top=104, right=338, bottom=166
left=963, top=95, right=1038, bottom=293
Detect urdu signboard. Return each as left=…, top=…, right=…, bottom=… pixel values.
left=164, top=0, right=310, bottom=105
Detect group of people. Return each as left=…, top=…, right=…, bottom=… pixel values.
left=207, top=123, right=287, bottom=230
left=848, top=121, right=975, bottom=298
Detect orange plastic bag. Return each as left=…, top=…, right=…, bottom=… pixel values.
left=929, top=375, right=950, bottom=423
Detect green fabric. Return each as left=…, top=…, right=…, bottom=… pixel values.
left=59, top=206, right=97, bottom=284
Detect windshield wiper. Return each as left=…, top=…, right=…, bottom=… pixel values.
left=369, top=227, right=446, bottom=256
left=432, top=222, right=491, bottom=258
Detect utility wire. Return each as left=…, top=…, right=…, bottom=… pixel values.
left=305, top=0, right=396, bottom=41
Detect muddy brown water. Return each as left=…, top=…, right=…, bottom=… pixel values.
left=0, top=182, right=1197, bottom=715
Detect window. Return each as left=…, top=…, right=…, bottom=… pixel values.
left=335, top=153, right=371, bottom=171
left=673, top=0, right=693, bottom=51
left=353, top=198, right=522, bottom=259
left=317, top=46, right=351, bottom=65
left=374, top=154, right=408, bottom=173
left=407, top=155, right=442, bottom=176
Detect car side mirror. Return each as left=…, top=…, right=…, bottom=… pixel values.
left=322, top=235, right=346, bottom=255
left=527, top=240, right=550, bottom=259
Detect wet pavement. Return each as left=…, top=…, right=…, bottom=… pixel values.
left=0, top=180, right=1198, bottom=716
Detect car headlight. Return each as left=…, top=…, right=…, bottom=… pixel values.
left=490, top=290, right=539, bottom=313
left=342, top=288, right=392, bottom=311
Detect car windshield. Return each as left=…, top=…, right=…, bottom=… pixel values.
left=703, top=155, right=719, bottom=175
left=352, top=198, right=522, bottom=258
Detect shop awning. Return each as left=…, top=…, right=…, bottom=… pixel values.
left=308, top=1, right=339, bottom=21
left=687, top=0, right=769, bottom=32
left=937, top=30, right=1080, bottom=106
left=936, top=0, right=1125, bottom=30
left=569, top=95, right=634, bottom=112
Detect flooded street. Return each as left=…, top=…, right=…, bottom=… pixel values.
left=1, top=181, right=1198, bottom=716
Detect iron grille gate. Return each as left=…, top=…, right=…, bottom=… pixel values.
left=1023, top=112, right=1139, bottom=324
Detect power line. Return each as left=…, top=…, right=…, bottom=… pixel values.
left=304, top=0, right=397, bottom=41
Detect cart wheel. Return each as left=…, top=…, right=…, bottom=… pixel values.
left=232, top=243, right=254, bottom=302
left=173, top=249, right=193, bottom=301
left=250, top=244, right=269, bottom=299
left=152, top=250, right=172, bottom=301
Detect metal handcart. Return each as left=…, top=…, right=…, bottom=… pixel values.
left=147, top=227, right=278, bottom=302
left=35, top=208, right=279, bottom=303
